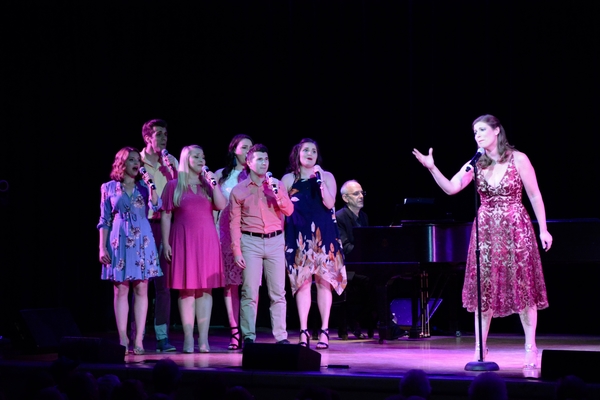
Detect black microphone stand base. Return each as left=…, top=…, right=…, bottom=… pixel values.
left=464, top=361, right=500, bottom=371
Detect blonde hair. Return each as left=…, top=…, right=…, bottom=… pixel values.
left=173, top=145, right=212, bottom=207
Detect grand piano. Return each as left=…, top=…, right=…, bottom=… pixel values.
left=345, top=218, right=600, bottom=342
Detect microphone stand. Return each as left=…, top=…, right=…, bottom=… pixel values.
left=464, top=163, right=499, bottom=372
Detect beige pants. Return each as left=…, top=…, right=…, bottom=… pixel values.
left=239, top=233, right=288, bottom=342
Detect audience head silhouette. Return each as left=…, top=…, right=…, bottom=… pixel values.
left=468, top=372, right=508, bottom=400
left=152, top=358, right=181, bottom=396
left=555, top=375, right=587, bottom=400
left=399, top=369, right=432, bottom=399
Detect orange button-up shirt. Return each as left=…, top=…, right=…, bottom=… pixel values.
left=229, top=177, right=294, bottom=257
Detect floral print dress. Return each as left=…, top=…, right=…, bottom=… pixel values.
left=285, top=178, right=347, bottom=295
left=462, top=154, right=549, bottom=316
left=97, top=180, right=163, bottom=282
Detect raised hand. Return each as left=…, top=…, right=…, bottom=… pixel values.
left=412, top=148, right=435, bottom=169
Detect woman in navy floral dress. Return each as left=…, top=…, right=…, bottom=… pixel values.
left=282, top=138, right=347, bottom=350
left=98, top=146, right=163, bottom=354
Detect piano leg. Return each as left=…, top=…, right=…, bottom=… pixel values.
left=409, top=271, right=431, bottom=339
left=421, top=271, right=431, bottom=338
left=372, top=268, right=431, bottom=343
left=375, top=281, right=392, bottom=344
left=375, top=276, right=407, bottom=343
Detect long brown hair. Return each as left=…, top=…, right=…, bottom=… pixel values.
left=219, top=134, right=253, bottom=185
left=286, top=138, right=323, bottom=181
left=473, top=114, right=516, bottom=168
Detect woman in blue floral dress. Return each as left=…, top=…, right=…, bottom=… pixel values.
left=98, top=146, right=163, bottom=354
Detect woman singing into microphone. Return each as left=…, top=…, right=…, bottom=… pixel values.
left=160, top=145, right=227, bottom=353
left=412, top=114, right=551, bottom=369
left=282, top=138, right=347, bottom=350
left=97, top=146, right=163, bottom=355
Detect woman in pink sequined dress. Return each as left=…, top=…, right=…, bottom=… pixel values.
left=412, top=114, right=552, bottom=369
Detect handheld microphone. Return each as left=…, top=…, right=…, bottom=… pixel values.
left=465, top=148, right=485, bottom=172
left=161, top=149, right=174, bottom=171
left=266, top=172, right=278, bottom=194
left=202, top=166, right=217, bottom=186
left=314, top=171, right=322, bottom=184
left=139, top=167, right=156, bottom=190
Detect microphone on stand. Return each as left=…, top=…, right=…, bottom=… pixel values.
left=465, top=148, right=485, bottom=172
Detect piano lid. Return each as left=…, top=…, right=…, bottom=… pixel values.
left=345, top=219, right=600, bottom=266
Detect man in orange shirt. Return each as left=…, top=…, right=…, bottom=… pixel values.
left=229, top=144, right=294, bottom=345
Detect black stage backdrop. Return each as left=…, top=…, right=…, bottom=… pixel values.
left=2, top=1, right=599, bottom=336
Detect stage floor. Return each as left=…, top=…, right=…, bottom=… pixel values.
left=1, top=328, right=599, bottom=400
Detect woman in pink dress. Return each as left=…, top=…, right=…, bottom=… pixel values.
left=161, top=145, right=227, bottom=353
left=413, top=114, right=552, bottom=369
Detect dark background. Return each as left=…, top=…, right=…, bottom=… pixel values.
left=2, top=1, right=599, bottom=339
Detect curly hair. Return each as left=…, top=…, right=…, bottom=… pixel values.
left=110, top=147, right=142, bottom=182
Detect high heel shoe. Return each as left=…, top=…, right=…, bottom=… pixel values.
left=299, top=329, right=310, bottom=347
left=228, top=327, right=241, bottom=351
left=474, top=343, right=489, bottom=361
left=524, top=344, right=538, bottom=369
left=316, top=329, right=329, bottom=350
left=119, top=338, right=130, bottom=355
left=133, top=346, right=145, bottom=355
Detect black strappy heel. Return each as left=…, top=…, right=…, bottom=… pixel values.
left=316, top=328, right=329, bottom=350
left=299, top=329, right=310, bottom=347
left=228, top=327, right=241, bottom=350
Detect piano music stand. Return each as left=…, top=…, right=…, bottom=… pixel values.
left=464, top=163, right=499, bottom=372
